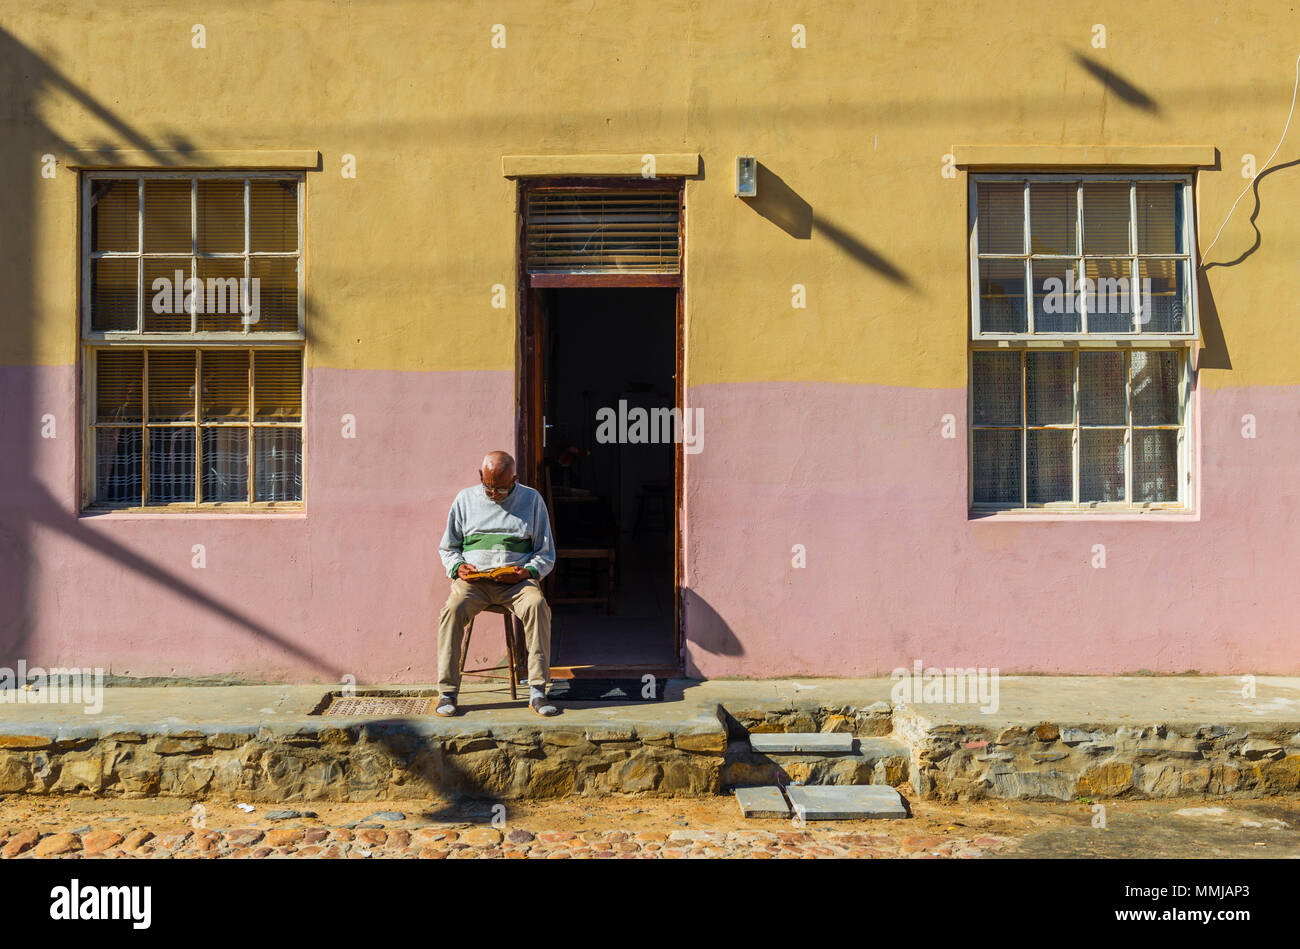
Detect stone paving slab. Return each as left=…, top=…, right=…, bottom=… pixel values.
left=787, top=785, right=908, bottom=820
left=723, top=738, right=910, bottom=789
left=735, top=786, right=791, bottom=818
left=749, top=733, right=854, bottom=754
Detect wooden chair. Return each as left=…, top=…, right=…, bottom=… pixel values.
left=544, top=467, right=616, bottom=615
left=459, top=604, right=525, bottom=699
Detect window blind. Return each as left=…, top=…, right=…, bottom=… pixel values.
left=525, top=190, right=680, bottom=273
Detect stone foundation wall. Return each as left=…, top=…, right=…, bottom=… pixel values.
left=896, top=713, right=1300, bottom=802
left=0, top=724, right=727, bottom=801
left=4, top=704, right=1300, bottom=803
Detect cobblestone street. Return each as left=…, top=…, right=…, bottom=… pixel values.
left=2, top=793, right=1296, bottom=859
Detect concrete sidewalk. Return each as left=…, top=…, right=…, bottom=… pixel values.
left=4, top=674, right=1297, bottom=732
left=0, top=676, right=1297, bottom=803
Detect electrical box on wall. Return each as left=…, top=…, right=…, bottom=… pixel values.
left=735, top=156, right=757, bottom=197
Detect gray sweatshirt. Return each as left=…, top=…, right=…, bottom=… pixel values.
left=438, top=483, right=556, bottom=580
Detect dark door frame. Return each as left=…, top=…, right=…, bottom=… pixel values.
left=514, top=175, right=685, bottom=678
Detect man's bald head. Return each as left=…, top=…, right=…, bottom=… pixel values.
left=479, top=450, right=518, bottom=501
left=481, top=450, right=515, bottom=479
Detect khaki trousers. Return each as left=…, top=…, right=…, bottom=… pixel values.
left=437, top=577, right=551, bottom=694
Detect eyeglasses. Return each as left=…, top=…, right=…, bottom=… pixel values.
left=481, top=477, right=516, bottom=498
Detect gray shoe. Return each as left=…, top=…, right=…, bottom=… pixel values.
left=529, top=694, right=559, bottom=716
left=435, top=693, right=458, bottom=717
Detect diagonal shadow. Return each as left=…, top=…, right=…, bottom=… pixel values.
left=25, top=484, right=341, bottom=676
left=1070, top=50, right=1162, bottom=114
left=745, top=161, right=917, bottom=291
left=814, top=214, right=917, bottom=291
left=0, top=27, right=339, bottom=679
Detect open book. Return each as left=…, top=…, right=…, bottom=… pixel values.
left=460, top=565, right=523, bottom=581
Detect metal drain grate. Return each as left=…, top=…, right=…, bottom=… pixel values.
left=322, top=695, right=434, bottom=717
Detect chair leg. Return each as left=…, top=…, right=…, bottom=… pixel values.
left=501, top=612, right=518, bottom=701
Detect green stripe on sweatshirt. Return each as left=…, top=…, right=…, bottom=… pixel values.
left=461, top=532, right=532, bottom=553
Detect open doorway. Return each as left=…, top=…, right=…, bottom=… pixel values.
left=531, top=286, right=678, bottom=669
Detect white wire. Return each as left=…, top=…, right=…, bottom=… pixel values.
left=1200, top=51, right=1300, bottom=264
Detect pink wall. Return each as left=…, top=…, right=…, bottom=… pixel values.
left=0, top=365, right=514, bottom=682
left=683, top=381, right=1300, bottom=677
left=3, top=367, right=1296, bottom=680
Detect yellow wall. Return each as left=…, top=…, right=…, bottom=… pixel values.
left=4, top=0, right=1299, bottom=388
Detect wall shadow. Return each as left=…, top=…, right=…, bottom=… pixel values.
left=1202, top=156, right=1300, bottom=272
left=749, top=162, right=812, bottom=237
left=0, top=28, right=338, bottom=680
left=1070, top=50, right=1162, bottom=114
left=681, top=588, right=743, bottom=658
left=1192, top=155, right=1300, bottom=371
left=1195, top=267, right=1232, bottom=370
left=745, top=162, right=917, bottom=291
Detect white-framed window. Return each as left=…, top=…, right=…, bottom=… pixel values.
left=970, top=174, right=1195, bottom=338
left=968, top=173, right=1197, bottom=511
left=81, top=171, right=304, bottom=509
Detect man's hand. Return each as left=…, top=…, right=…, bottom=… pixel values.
left=493, top=566, right=532, bottom=584
left=456, top=563, right=477, bottom=581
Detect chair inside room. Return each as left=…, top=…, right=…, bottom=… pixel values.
left=544, top=465, right=617, bottom=615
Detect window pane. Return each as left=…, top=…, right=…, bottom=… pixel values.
left=1031, top=259, right=1081, bottom=333
left=1131, top=350, right=1180, bottom=425
left=1136, top=182, right=1183, bottom=254
left=977, top=182, right=1024, bottom=254
left=1079, top=351, right=1125, bottom=425
left=254, top=428, right=303, bottom=501
left=978, top=260, right=1026, bottom=333
left=201, top=351, right=249, bottom=419
left=91, top=257, right=138, bottom=331
left=90, top=180, right=137, bottom=252
left=196, top=257, right=247, bottom=332
left=973, top=429, right=1021, bottom=504
left=202, top=427, right=248, bottom=501
left=1026, top=351, right=1072, bottom=424
left=1080, top=429, right=1126, bottom=502
left=971, top=351, right=1021, bottom=425
left=253, top=351, right=303, bottom=421
left=1083, top=182, right=1130, bottom=254
left=143, top=257, right=193, bottom=332
left=1133, top=429, right=1178, bottom=502
left=197, top=180, right=245, bottom=253
left=147, top=350, right=196, bottom=421
left=147, top=427, right=195, bottom=503
left=1137, top=259, right=1188, bottom=333
left=1084, top=258, right=1135, bottom=332
left=249, top=257, right=298, bottom=332
left=143, top=179, right=191, bottom=253
left=1030, top=182, right=1076, bottom=254
left=96, top=427, right=142, bottom=504
left=249, top=180, right=297, bottom=252
left=1027, top=429, right=1071, bottom=503
left=96, top=350, right=143, bottom=422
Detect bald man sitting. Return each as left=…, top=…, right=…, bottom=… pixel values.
left=435, top=451, right=559, bottom=716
